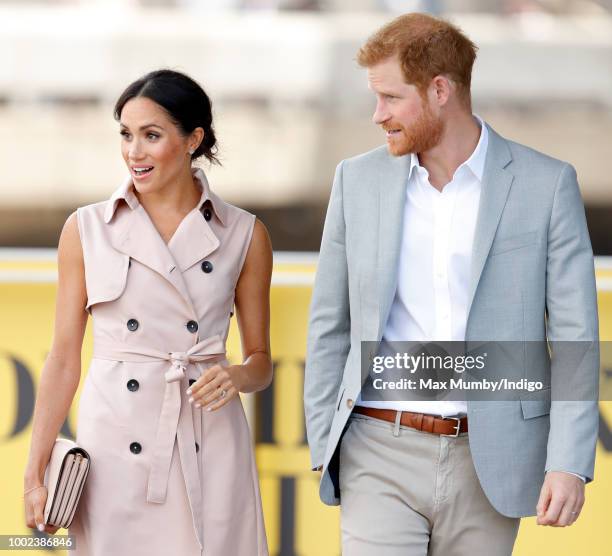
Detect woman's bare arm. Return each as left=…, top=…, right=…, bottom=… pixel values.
left=23, top=212, right=88, bottom=487
left=232, top=218, right=274, bottom=393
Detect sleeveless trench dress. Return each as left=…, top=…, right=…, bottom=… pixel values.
left=68, top=168, right=269, bottom=556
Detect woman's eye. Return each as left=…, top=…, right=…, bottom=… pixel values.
left=147, top=133, right=159, bottom=140
left=120, top=130, right=130, bottom=138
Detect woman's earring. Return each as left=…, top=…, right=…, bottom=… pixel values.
left=188, top=148, right=195, bottom=155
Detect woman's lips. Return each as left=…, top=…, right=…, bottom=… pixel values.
left=131, top=166, right=154, bottom=180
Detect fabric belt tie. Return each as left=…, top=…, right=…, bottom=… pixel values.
left=93, top=334, right=226, bottom=550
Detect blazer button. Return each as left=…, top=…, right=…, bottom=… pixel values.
left=186, top=320, right=199, bottom=333
left=203, top=208, right=212, bottom=221
left=129, top=442, right=142, bottom=454
left=127, top=319, right=139, bottom=332
left=127, top=379, right=139, bottom=392
left=189, top=379, right=196, bottom=386
left=201, top=261, right=213, bottom=274
left=195, top=442, right=200, bottom=453
left=346, top=398, right=354, bottom=409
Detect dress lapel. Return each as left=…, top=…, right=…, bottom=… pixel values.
left=167, top=170, right=223, bottom=273
left=107, top=203, right=196, bottom=313
left=103, top=168, right=225, bottom=314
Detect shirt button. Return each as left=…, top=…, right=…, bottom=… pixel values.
left=201, top=261, right=213, bottom=274
left=186, top=320, right=199, bottom=333
left=127, top=319, right=139, bottom=332
left=127, top=379, right=139, bottom=392
left=346, top=398, right=354, bottom=409
left=203, top=208, right=212, bottom=221
left=130, top=442, right=142, bottom=455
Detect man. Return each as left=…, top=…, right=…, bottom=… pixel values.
left=304, top=12, right=599, bottom=556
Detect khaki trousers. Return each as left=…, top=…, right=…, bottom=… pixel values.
left=339, top=413, right=520, bottom=556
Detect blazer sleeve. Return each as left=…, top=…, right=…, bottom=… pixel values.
left=544, top=162, right=600, bottom=482
left=304, top=160, right=351, bottom=470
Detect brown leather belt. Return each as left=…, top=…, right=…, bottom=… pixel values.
left=352, top=406, right=468, bottom=437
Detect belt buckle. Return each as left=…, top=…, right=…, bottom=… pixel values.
left=442, top=416, right=462, bottom=437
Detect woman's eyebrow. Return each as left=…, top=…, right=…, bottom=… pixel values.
left=119, top=123, right=165, bottom=131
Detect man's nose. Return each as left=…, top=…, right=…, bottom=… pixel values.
left=372, top=101, right=390, bottom=125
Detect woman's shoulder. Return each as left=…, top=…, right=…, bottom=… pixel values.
left=75, top=200, right=109, bottom=221
left=209, top=191, right=255, bottom=230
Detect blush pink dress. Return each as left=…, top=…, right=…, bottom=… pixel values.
left=68, top=168, right=269, bottom=556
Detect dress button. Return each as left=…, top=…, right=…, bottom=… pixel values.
left=127, top=319, right=139, bottom=332
left=130, top=442, right=142, bottom=454
left=127, top=379, right=139, bottom=392
left=346, top=398, right=354, bottom=409
left=189, top=379, right=196, bottom=386
left=201, top=261, right=213, bottom=274
left=203, top=208, right=212, bottom=221
left=186, top=320, right=199, bottom=333
left=195, top=442, right=200, bottom=453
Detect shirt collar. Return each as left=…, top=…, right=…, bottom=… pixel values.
left=408, top=114, right=489, bottom=182
left=103, top=167, right=227, bottom=226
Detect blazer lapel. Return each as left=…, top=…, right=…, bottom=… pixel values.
left=466, top=125, right=514, bottom=318
left=375, top=152, right=412, bottom=340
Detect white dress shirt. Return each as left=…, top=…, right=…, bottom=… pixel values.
left=356, top=115, right=488, bottom=416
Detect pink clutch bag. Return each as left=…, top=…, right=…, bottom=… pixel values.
left=43, top=438, right=91, bottom=528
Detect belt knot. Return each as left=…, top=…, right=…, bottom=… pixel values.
left=166, top=352, right=190, bottom=383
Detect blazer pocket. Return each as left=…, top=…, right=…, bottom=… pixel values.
left=85, top=254, right=130, bottom=313
left=489, top=231, right=537, bottom=257
left=520, top=387, right=551, bottom=419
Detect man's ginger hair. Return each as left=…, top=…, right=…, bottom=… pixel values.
left=357, top=13, right=478, bottom=107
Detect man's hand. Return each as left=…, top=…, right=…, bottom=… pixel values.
left=536, top=471, right=585, bottom=526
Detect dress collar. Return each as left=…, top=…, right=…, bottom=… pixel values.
left=104, top=167, right=228, bottom=226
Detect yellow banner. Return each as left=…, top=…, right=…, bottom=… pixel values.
left=1, top=253, right=611, bottom=555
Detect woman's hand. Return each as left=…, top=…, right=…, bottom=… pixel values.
left=24, top=485, right=59, bottom=535
left=186, top=363, right=244, bottom=412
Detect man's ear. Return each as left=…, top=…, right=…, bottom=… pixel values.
left=431, top=75, right=452, bottom=107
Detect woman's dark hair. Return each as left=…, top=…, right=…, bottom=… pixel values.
left=114, top=69, right=220, bottom=165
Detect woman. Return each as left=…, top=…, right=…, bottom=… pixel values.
left=24, top=69, right=272, bottom=555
